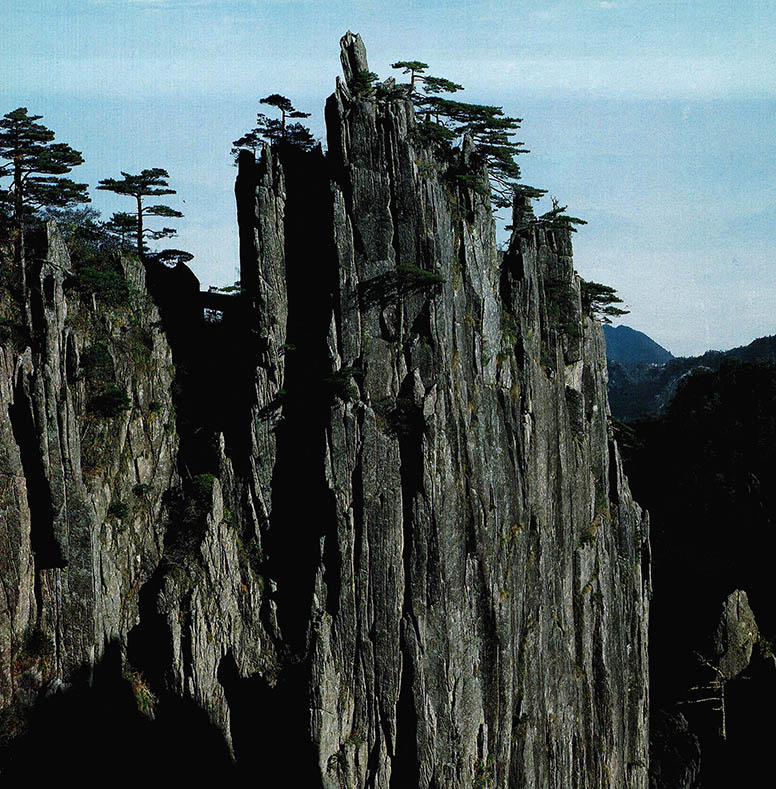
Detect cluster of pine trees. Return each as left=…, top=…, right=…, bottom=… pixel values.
left=228, top=64, right=624, bottom=323
left=0, top=107, right=187, bottom=278
left=3, top=57, right=626, bottom=324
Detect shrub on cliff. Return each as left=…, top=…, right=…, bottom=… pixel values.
left=544, top=277, right=581, bottom=340
left=86, top=384, right=132, bottom=419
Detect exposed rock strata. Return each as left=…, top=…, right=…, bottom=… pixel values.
left=234, top=32, right=651, bottom=787
left=0, top=226, right=276, bottom=775
left=715, top=590, right=760, bottom=681
left=1, top=223, right=178, bottom=704
left=0, top=33, right=649, bottom=787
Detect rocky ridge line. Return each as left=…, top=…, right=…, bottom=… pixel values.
left=0, top=32, right=650, bottom=787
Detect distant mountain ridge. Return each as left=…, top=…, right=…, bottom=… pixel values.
left=603, top=324, right=674, bottom=365
left=605, top=329, right=776, bottom=420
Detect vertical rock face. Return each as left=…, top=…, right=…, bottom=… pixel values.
left=0, top=32, right=649, bottom=787
left=0, top=222, right=178, bottom=701
left=0, top=224, right=276, bottom=776
left=233, top=32, right=650, bottom=788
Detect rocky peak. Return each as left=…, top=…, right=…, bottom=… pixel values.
left=232, top=32, right=650, bottom=786
left=340, top=30, right=370, bottom=85
left=0, top=33, right=649, bottom=786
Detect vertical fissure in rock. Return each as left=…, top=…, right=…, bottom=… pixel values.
left=8, top=383, right=64, bottom=569
left=352, top=455, right=365, bottom=583
left=204, top=306, right=260, bottom=464
left=389, top=371, right=424, bottom=786
left=266, top=145, right=339, bottom=648
left=180, top=590, right=194, bottom=680
left=382, top=112, right=408, bottom=279
left=143, top=258, right=220, bottom=477
left=391, top=657, right=421, bottom=789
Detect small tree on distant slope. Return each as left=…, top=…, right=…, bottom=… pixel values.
left=97, top=169, right=182, bottom=259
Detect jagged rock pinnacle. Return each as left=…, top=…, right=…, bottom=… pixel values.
left=339, top=30, right=369, bottom=85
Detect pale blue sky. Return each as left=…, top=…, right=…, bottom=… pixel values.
left=3, top=0, right=774, bottom=355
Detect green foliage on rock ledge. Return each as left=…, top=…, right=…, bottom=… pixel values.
left=581, top=280, right=629, bottom=324
left=358, top=263, right=445, bottom=309
left=543, top=277, right=581, bottom=340
left=86, top=384, right=132, bottom=419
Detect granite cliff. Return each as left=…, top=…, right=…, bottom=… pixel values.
left=0, top=33, right=650, bottom=786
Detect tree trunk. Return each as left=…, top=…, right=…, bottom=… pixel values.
left=13, top=158, right=25, bottom=292
left=136, top=195, right=144, bottom=259
left=12, top=157, right=32, bottom=329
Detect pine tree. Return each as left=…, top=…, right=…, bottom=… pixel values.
left=390, top=61, right=527, bottom=208
left=422, top=96, right=528, bottom=208
left=260, top=94, right=311, bottom=132
left=391, top=61, right=432, bottom=91
left=581, top=280, right=629, bottom=324
left=104, top=212, right=138, bottom=250
left=231, top=95, right=316, bottom=160
left=534, top=197, right=588, bottom=233
left=96, top=169, right=183, bottom=259
left=0, top=107, right=89, bottom=287
left=230, top=129, right=264, bottom=158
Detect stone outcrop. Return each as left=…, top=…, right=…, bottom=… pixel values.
left=715, top=590, right=759, bottom=681
left=0, top=32, right=650, bottom=786
left=234, top=32, right=651, bottom=787
left=0, top=222, right=178, bottom=703
left=0, top=225, right=276, bottom=776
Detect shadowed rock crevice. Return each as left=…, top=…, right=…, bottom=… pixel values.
left=217, top=651, right=320, bottom=783
left=1, top=642, right=235, bottom=781
left=7, top=383, right=63, bottom=569
left=391, top=647, right=420, bottom=788
left=264, top=144, right=340, bottom=652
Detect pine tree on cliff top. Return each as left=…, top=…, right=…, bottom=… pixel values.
left=390, top=60, right=595, bottom=233
left=0, top=107, right=89, bottom=287
left=231, top=94, right=316, bottom=160
left=391, top=61, right=528, bottom=208
left=96, top=169, right=183, bottom=260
